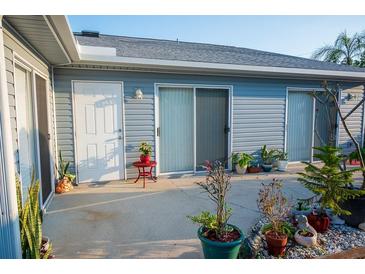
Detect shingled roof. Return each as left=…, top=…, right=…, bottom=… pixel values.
left=74, top=33, right=365, bottom=73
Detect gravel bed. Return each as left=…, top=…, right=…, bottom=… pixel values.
left=241, top=219, right=365, bottom=259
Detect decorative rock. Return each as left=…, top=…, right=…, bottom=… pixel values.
left=326, top=209, right=345, bottom=225
left=294, top=215, right=317, bottom=248
left=359, top=223, right=365, bottom=231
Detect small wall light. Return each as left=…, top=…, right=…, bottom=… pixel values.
left=134, top=88, right=143, bottom=99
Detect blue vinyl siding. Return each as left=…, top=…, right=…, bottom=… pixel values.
left=53, top=68, right=364, bottom=178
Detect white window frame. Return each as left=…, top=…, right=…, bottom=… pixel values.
left=13, top=53, right=55, bottom=210
left=154, top=83, right=233, bottom=176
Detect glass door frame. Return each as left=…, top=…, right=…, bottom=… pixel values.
left=154, top=83, right=233, bottom=176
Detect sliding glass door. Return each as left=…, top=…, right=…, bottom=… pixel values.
left=158, top=86, right=229, bottom=174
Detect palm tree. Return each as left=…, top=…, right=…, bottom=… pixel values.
left=312, top=31, right=363, bottom=66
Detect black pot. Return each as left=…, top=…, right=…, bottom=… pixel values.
left=341, top=194, right=365, bottom=227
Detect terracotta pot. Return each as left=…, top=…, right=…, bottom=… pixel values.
left=265, top=231, right=288, bottom=257
left=247, top=166, right=261, bottom=173
left=307, top=212, right=330, bottom=233
left=349, top=159, right=361, bottom=166
left=140, top=154, right=150, bottom=163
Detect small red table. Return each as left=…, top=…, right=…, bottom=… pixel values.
left=133, top=161, right=157, bottom=188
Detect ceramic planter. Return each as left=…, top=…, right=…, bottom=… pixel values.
left=140, top=154, right=150, bottom=163
left=235, top=164, right=247, bottom=175
left=277, top=160, right=288, bottom=172
left=247, top=166, right=261, bottom=173
left=294, top=230, right=317, bottom=248
left=265, top=231, right=288, bottom=257
left=197, top=225, right=244, bottom=259
left=262, top=164, right=273, bottom=172
left=341, top=194, right=365, bottom=227
left=307, top=212, right=330, bottom=233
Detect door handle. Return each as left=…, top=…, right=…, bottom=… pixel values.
left=224, top=126, right=230, bottom=134
left=157, top=127, right=160, bottom=137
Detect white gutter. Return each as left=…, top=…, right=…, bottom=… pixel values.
left=79, top=54, right=365, bottom=81
left=0, top=16, right=21, bottom=258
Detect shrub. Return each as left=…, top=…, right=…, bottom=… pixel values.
left=298, top=146, right=365, bottom=215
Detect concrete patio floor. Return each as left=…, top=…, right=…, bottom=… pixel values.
left=43, top=165, right=316, bottom=259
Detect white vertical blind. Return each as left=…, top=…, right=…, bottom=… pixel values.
left=159, top=87, right=194, bottom=173
left=287, top=92, right=313, bottom=161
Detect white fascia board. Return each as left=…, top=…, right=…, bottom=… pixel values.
left=46, top=15, right=80, bottom=62
left=79, top=54, right=365, bottom=80
left=79, top=45, right=116, bottom=56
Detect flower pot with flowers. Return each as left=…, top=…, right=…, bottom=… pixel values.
left=188, top=160, right=244, bottom=259
left=258, top=179, right=294, bottom=257
left=261, top=145, right=277, bottom=172
left=138, top=142, right=152, bottom=163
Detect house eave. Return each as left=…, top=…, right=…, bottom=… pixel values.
left=77, top=54, right=365, bottom=81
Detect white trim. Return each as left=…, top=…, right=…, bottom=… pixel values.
left=193, top=87, right=197, bottom=172
left=71, top=80, right=126, bottom=183
left=79, top=54, right=365, bottom=80
left=13, top=53, right=55, bottom=210
left=311, top=95, right=316, bottom=162
left=154, top=83, right=233, bottom=176
left=361, top=88, right=365, bottom=148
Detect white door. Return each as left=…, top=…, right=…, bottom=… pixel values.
left=15, top=65, right=37, bottom=202
left=74, top=81, right=124, bottom=183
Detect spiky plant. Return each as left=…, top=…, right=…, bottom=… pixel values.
left=57, top=150, right=75, bottom=182
left=16, top=172, right=53, bottom=259
left=298, top=146, right=365, bottom=215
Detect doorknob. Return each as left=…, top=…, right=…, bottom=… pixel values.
left=224, top=126, right=230, bottom=134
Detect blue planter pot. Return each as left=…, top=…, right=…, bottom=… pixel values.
left=262, top=164, right=273, bottom=172
left=198, top=224, right=244, bottom=259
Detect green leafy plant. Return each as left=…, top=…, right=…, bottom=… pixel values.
left=274, top=150, right=288, bottom=161
left=349, top=148, right=365, bottom=162
left=236, top=152, right=253, bottom=168
left=138, top=142, right=152, bottom=156
left=248, top=159, right=260, bottom=168
left=298, top=146, right=365, bottom=215
left=188, top=160, right=233, bottom=240
left=262, top=222, right=295, bottom=239
left=231, top=153, right=239, bottom=167
left=57, top=150, right=75, bottom=182
left=260, top=145, right=277, bottom=165
left=16, top=173, right=53, bottom=259
left=257, top=179, right=292, bottom=236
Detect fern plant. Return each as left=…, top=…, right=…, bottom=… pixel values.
left=298, top=146, right=365, bottom=215
left=16, top=172, right=53, bottom=259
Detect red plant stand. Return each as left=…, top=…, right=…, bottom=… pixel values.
left=133, top=161, right=157, bottom=188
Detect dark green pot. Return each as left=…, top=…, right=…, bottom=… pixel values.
left=262, top=164, right=273, bottom=172
left=198, top=224, right=244, bottom=259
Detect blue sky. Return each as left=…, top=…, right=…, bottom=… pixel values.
left=68, top=16, right=365, bottom=58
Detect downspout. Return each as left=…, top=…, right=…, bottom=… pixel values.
left=0, top=16, right=22, bottom=258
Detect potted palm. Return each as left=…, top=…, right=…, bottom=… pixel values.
left=298, top=146, right=365, bottom=232
left=258, top=179, right=294, bottom=257
left=138, top=142, right=152, bottom=163
left=275, top=150, right=288, bottom=171
left=188, top=160, right=244, bottom=259
left=261, top=145, right=276, bottom=172
left=235, top=152, right=253, bottom=175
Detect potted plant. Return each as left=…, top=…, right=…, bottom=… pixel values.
left=231, top=153, right=239, bottom=172
left=275, top=150, right=288, bottom=172
left=138, top=141, right=152, bottom=163
left=293, top=215, right=317, bottom=248
left=292, top=200, right=312, bottom=217
left=260, top=145, right=276, bottom=172
left=348, top=149, right=365, bottom=165
left=235, top=152, right=253, bottom=175
left=188, top=160, right=244, bottom=259
left=55, top=151, right=76, bottom=194
left=258, top=179, right=294, bottom=257
left=16, top=173, right=54, bottom=259
left=247, top=159, right=261, bottom=173
left=298, top=146, right=365, bottom=232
